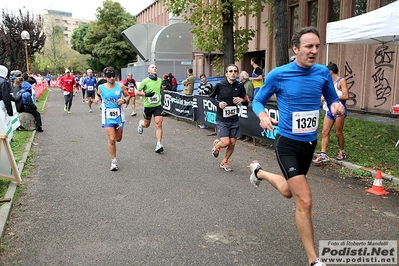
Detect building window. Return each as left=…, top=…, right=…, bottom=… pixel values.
left=329, top=0, right=340, bottom=22
left=291, top=5, right=299, bottom=36
left=308, top=1, right=318, bottom=27
left=353, top=0, right=367, bottom=16
left=381, top=0, right=396, bottom=6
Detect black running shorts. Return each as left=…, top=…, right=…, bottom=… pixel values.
left=274, top=134, right=317, bottom=180
left=143, top=105, right=163, bottom=120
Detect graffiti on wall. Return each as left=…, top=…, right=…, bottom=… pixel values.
left=343, top=61, right=357, bottom=108
left=372, top=45, right=394, bottom=107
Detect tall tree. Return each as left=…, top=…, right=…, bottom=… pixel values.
left=273, top=0, right=289, bottom=67
left=164, top=0, right=273, bottom=71
left=0, top=9, right=46, bottom=72
left=70, top=0, right=137, bottom=73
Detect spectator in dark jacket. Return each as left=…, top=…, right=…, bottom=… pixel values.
left=21, top=81, right=43, bottom=132
left=0, top=65, right=13, bottom=117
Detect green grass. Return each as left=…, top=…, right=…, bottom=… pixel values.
left=315, top=114, right=399, bottom=177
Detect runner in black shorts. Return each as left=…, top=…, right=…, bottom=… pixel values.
left=136, top=64, right=165, bottom=153
left=248, top=27, right=344, bottom=266
left=210, top=64, right=248, bottom=172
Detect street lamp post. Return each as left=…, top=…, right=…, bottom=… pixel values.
left=21, top=30, right=30, bottom=75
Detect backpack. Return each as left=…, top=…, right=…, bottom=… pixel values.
left=14, top=90, right=24, bottom=113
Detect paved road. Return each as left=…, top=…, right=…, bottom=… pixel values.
left=1, top=90, right=398, bottom=265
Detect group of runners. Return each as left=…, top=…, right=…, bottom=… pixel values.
left=56, top=26, right=348, bottom=266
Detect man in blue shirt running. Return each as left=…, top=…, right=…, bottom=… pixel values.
left=249, top=27, right=344, bottom=266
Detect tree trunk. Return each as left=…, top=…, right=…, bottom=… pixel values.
left=274, top=0, right=289, bottom=66
left=222, top=0, right=235, bottom=70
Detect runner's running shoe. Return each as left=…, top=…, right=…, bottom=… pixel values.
left=131, top=111, right=137, bottom=116
left=250, top=161, right=262, bottom=187
left=110, top=159, right=118, bottom=171
left=212, top=139, right=220, bottom=158
left=220, top=160, right=232, bottom=172
left=313, top=154, right=329, bottom=164
left=138, top=119, right=144, bottom=135
left=310, top=258, right=326, bottom=266
left=155, top=143, right=164, bottom=153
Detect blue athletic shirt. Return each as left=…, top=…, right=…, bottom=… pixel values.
left=252, top=62, right=339, bottom=142
left=83, top=76, right=97, bottom=91
left=99, top=82, right=125, bottom=127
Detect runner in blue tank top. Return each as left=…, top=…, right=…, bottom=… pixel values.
left=94, top=66, right=130, bottom=171
left=249, top=27, right=345, bottom=266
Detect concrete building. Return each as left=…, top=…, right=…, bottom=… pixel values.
left=132, top=0, right=399, bottom=115
left=43, top=10, right=92, bottom=46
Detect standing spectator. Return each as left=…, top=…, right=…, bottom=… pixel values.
left=94, top=67, right=130, bottom=171
left=210, top=64, right=249, bottom=172
left=82, top=69, right=97, bottom=113
left=136, top=64, right=165, bottom=153
left=58, top=69, right=76, bottom=114
left=239, top=71, right=254, bottom=101
left=45, top=73, right=52, bottom=87
left=0, top=65, right=13, bottom=117
left=182, top=68, right=194, bottom=95
left=161, top=74, right=172, bottom=91
left=238, top=70, right=254, bottom=141
left=249, top=57, right=263, bottom=98
left=197, top=73, right=213, bottom=129
left=313, top=62, right=349, bottom=163
left=168, top=72, right=177, bottom=91
left=122, top=73, right=138, bottom=116
left=249, top=27, right=344, bottom=266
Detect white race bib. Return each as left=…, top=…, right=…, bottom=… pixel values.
left=292, top=110, right=319, bottom=133
left=148, top=94, right=159, bottom=104
left=87, top=86, right=94, bottom=91
left=223, top=106, right=238, bottom=118
left=63, top=91, right=70, bottom=95
left=128, top=87, right=135, bottom=93
left=106, top=108, right=120, bottom=118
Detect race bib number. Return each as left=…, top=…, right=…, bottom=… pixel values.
left=223, top=106, right=238, bottom=118
left=148, top=94, right=159, bottom=104
left=63, top=91, right=70, bottom=95
left=128, top=87, right=135, bottom=93
left=87, top=86, right=94, bottom=91
left=292, top=110, right=319, bottom=133
left=106, top=108, right=120, bottom=118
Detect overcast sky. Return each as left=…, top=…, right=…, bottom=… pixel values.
left=1, top=0, right=154, bottom=20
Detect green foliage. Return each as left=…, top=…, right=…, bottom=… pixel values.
left=70, top=0, right=137, bottom=73
left=71, top=24, right=92, bottom=54
left=34, top=16, right=89, bottom=75
left=316, top=114, right=399, bottom=177
left=164, top=0, right=272, bottom=71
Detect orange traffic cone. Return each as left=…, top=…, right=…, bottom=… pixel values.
left=366, top=170, right=389, bottom=195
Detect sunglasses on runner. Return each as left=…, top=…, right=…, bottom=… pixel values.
left=105, top=72, right=116, bottom=78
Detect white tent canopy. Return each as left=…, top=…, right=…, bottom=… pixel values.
left=326, top=1, right=399, bottom=46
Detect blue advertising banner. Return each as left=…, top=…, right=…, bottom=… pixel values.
left=161, top=92, right=280, bottom=143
